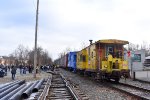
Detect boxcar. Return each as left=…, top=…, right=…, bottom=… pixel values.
left=54, top=58, right=61, bottom=67
left=68, top=52, right=77, bottom=72
left=59, top=54, right=68, bottom=68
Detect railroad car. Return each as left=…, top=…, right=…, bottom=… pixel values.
left=77, top=48, right=87, bottom=73
left=68, top=52, right=77, bottom=72
left=59, top=54, right=68, bottom=68
left=54, top=58, right=61, bottom=67
left=77, top=39, right=129, bottom=82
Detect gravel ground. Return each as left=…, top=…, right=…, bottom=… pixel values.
left=60, top=68, right=137, bottom=100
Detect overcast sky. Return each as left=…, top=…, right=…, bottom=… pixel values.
left=0, top=0, right=150, bottom=60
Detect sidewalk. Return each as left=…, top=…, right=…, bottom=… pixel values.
left=0, top=69, right=49, bottom=84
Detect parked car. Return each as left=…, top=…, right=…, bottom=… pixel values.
left=0, top=68, right=6, bottom=77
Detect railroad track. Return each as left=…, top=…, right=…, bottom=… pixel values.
left=48, top=73, right=74, bottom=99
left=37, top=76, right=51, bottom=100
left=38, top=70, right=88, bottom=100
left=59, top=68, right=150, bottom=100
left=106, top=82, right=150, bottom=100
left=134, top=78, right=150, bottom=84
left=80, top=71, right=150, bottom=100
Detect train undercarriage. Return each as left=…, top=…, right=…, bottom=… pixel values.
left=76, top=69, right=130, bottom=82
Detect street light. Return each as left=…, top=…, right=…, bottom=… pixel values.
left=34, top=0, right=39, bottom=78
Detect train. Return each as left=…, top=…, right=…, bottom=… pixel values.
left=54, top=39, right=130, bottom=82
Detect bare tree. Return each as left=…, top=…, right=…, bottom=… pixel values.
left=10, top=44, right=29, bottom=66
left=9, top=45, right=52, bottom=66
left=64, top=47, right=71, bottom=54
left=81, top=42, right=88, bottom=49
left=8, top=54, right=15, bottom=65
left=28, top=46, right=52, bottom=66
left=40, top=50, right=52, bottom=65
left=128, top=41, right=150, bottom=56
left=28, top=50, right=34, bottom=65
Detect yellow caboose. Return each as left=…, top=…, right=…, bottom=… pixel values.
left=77, top=39, right=129, bottom=82
left=77, top=48, right=87, bottom=73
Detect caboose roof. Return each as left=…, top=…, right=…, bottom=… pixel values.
left=96, top=39, right=129, bottom=45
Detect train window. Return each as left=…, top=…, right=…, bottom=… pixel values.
left=108, top=47, right=113, bottom=52
left=80, top=54, right=82, bottom=61
left=116, top=50, right=122, bottom=58
left=83, top=55, right=86, bottom=62
left=107, top=46, right=114, bottom=55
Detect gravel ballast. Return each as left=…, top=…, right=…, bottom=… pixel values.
left=60, top=68, right=137, bottom=100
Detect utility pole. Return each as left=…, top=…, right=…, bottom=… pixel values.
left=34, top=0, right=39, bottom=78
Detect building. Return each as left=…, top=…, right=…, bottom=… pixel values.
left=0, top=56, right=16, bottom=65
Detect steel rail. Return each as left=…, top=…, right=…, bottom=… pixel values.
left=105, top=82, right=150, bottom=100
left=134, top=79, right=150, bottom=84
left=119, top=82, right=150, bottom=92
left=46, top=73, right=75, bottom=100
left=60, top=73, right=80, bottom=100
left=61, top=68, right=149, bottom=100
left=43, top=70, right=88, bottom=100
left=38, top=76, right=51, bottom=100
left=61, top=73, right=89, bottom=100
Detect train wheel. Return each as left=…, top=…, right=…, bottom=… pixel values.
left=98, top=73, right=105, bottom=82
left=114, top=78, right=120, bottom=83
left=124, top=73, right=130, bottom=78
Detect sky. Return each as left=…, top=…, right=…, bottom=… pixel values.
left=0, top=0, right=150, bottom=60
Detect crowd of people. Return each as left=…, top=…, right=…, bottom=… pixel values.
left=0, top=64, right=34, bottom=80
left=0, top=64, right=56, bottom=80
left=19, top=65, right=34, bottom=74
left=40, top=64, right=55, bottom=71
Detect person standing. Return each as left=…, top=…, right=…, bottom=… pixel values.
left=28, top=65, right=31, bottom=73
left=8, top=65, right=10, bottom=71
left=36, top=64, right=39, bottom=74
left=5, top=65, right=7, bottom=76
left=19, top=65, right=23, bottom=75
left=11, top=66, right=16, bottom=80
left=29, top=65, right=33, bottom=73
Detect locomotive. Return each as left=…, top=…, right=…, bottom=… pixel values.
left=55, top=39, right=130, bottom=82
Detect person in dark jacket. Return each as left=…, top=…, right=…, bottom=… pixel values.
left=11, top=66, right=16, bottom=80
